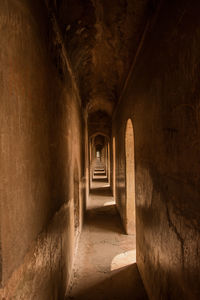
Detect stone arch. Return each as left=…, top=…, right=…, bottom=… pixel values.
left=125, top=118, right=135, bottom=235
left=90, top=131, right=110, bottom=140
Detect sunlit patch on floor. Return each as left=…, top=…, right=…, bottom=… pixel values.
left=103, top=201, right=115, bottom=206
left=111, top=249, right=136, bottom=271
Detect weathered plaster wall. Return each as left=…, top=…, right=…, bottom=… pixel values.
left=113, top=1, right=200, bottom=299
left=0, top=0, right=84, bottom=298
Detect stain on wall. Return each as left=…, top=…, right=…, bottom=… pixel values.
left=113, top=1, right=200, bottom=299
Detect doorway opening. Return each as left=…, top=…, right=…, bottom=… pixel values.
left=112, top=136, right=116, bottom=199
left=125, top=119, right=136, bottom=235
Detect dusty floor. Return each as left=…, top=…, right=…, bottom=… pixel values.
left=67, top=181, right=148, bottom=300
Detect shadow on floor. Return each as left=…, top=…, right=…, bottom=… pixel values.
left=87, top=204, right=117, bottom=216
left=92, top=178, right=108, bottom=182
left=66, top=178, right=148, bottom=300
left=66, top=263, right=148, bottom=300
left=90, top=187, right=112, bottom=196
left=86, top=205, right=125, bottom=234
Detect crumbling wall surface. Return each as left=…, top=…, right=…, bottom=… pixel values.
left=113, top=1, right=200, bottom=299
left=0, top=0, right=84, bottom=298
left=0, top=203, right=75, bottom=299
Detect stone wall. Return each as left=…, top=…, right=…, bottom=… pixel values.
left=113, top=1, right=200, bottom=299
left=0, top=0, right=85, bottom=298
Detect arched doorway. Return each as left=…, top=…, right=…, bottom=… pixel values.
left=112, top=137, right=116, bottom=199
left=107, top=142, right=110, bottom=184
left=125, top=119, right=135, bottom=235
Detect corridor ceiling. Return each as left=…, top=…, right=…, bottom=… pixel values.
left=55, top=0, right=151, bottom=115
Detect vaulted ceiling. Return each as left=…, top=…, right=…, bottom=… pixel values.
left=55, top=0, right=151, bottom=116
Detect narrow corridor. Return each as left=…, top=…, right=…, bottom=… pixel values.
left=67, top=179, right=148, bottom=300
left=1, top=1, right=200, bottom=299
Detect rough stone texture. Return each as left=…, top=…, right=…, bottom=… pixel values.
left=56, top=0, right=150, bottom=115
left=0, top=202, right=75, bottom=299
left=113, top=1, right=200, bottom=299
left=0, top=0, right=85, bottom=297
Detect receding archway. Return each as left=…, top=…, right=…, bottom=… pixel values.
left=125, top=119, right=135, bottom=235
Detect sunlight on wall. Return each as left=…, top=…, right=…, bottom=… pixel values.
left=111, top=249, right=136, bottom=271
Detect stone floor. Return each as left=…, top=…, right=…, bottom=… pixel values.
left=67, top=182, right=148, bottom=300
